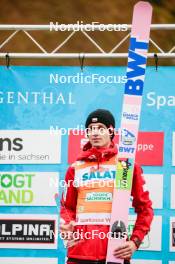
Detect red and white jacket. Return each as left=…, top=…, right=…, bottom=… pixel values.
left=60, top=141, right=154, bottom=261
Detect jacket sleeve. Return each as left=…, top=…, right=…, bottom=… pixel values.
left=60, top=165, right=78, bottom=224
left=130, top=163, right=154, bottom=248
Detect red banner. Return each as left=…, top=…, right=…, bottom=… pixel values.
left=68, top=131, right=164, bottom=166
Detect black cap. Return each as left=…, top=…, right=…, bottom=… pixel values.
left=85, top=109, right=115, bottom=129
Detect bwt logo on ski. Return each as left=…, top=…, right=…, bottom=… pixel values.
left=119, top=146, right=135, bottom=154
left=0, top=219, right=55, bottom=243
left=0, top=138, right=23, bottom=151
left=125, top=37, right=148, bottom=96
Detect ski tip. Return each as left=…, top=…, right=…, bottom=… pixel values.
left=133, top=1, right=153, bottom=20
left=135, top=1, right=153, bottom=10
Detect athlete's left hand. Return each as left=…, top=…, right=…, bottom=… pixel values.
left=113, top=241, right=137, bottom=259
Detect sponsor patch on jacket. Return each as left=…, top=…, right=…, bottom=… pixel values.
left=85, top=192, right=112, bottom=202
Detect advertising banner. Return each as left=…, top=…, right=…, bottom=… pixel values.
left=0, top=214, right=58, bottom=249
left=0, top=172, right=59, bottom=206
left=0, top=66, right=174, bottom=263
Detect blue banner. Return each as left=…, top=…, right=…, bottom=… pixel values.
left=0, top=66, right=175, bottom=264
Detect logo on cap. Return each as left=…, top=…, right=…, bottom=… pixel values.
left=92, top=117, right=98, bottom=122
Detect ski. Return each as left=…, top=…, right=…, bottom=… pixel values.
left=106, top=2, right=152, bottom=264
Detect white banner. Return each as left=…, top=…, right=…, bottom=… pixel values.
left=172, top=132, right=175, bottom=166
left=132, top=261, right=162, bottom=264
left=130, top=174, right=163, bottom=209
left=143, top=174, right=163, bottom=209
left=129, top=215, right=162, bottom=251
left=0, top=214, right=58, bottom=249
left=0, top=130, right=61, bottom=164
left=0, top=172, right=59, bottom=206
left=171, top=175, right=175, bottom=209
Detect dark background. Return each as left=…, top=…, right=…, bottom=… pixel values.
left=0, top=0, right=174, bottom=65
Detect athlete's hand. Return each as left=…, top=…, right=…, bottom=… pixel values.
left=113, top=241, right=137, bottom=259
left=60, top=220, right=75, bottom=240
left=60, top=221, right=82, bottom=248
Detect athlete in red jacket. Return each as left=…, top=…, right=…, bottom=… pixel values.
left=60, top=109, right=154, bottom=264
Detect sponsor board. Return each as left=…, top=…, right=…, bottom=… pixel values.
left=0, top=258, right=58, bottom=264
left=173, top=133, right=175, bottom=166
left=0, top=172, right=58, bottom=206
left=171, top=175, right=175, bottom=209
left=143, top=174, right=163, bottom=209
left=130, top=174, right=163, bottom=209
left=68, top=131, right=164, bottom=166
left=129, top=215, right=162, bottom=251
left=0, top=130, right=61, bottom=164
left=132, top=261, right=162, bottom=264
left=170, top=217, right=175, bottom=252
left=0, top=214, right=58, bottom=249
left=146, top=92, right=175, bottom=110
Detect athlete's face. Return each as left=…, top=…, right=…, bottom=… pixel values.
left=87, top=122, right=112, bottom=148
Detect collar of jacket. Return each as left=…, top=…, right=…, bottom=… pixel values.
left=77, top=141, right=118, bottom=164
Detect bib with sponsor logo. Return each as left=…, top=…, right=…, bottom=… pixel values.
left=74, top=156, right=117, bottom=225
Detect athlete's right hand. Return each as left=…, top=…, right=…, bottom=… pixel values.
left=60, top=220, right=75, bottom=240
left=60, top=221, right=81, bottom=248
